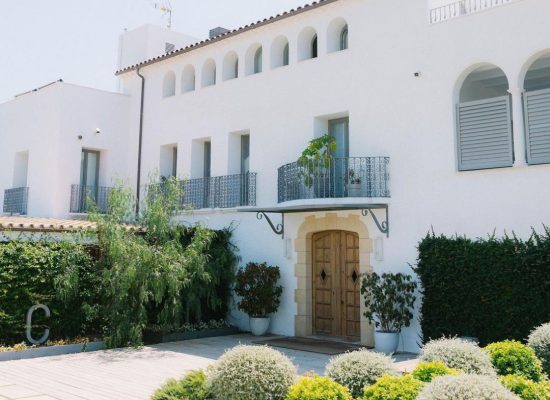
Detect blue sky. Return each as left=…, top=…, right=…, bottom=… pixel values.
left=0, top=0, right=308, bottom=102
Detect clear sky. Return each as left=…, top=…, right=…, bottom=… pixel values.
left=0, top=0, right=309, bottom=103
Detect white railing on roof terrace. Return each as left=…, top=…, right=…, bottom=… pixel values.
left=429, top=0, right=515, bottom=24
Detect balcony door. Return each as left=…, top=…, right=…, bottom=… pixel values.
left=80, top=150, right=100, bottom=210
left=329, top=118, right=349, bottom=197
left=203, top=142, right=211, bottom=208
left=240, top=135, right=250, bottom=205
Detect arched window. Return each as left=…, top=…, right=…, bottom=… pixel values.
left=201, top=59, right=216, bottom=87
left=181, top=65, right=195, bottom=93
left=223, top=51, right=239, bottom=81
left=456, top=64, right=512, bottom=171
left=298, top=27, right=318, bottom=61
left=254, top=47, right=263, bottom=74
left=522, top=52, right=550, bottom=164
left=340, top=25, right=348, bottom=50
left=270, top=36, right=290, bottom=69
left=327, top=18, right=349, bottom=53
left=162, top=71, right=176, bottom=98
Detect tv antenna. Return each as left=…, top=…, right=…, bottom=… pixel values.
left=149, top=0, right=173, bottom=29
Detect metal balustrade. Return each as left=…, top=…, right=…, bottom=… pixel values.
left=70, top=185, right=112, bottom=213
left=148, top=173, right=257, bottom=209
left=278, top=157, right=390, bottom=203
left=3, top=187, right=29, bottom=215
left=429, top=0, right=514, bottom=24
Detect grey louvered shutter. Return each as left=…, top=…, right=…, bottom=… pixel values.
left=524, top=88, right=550, bottom=165
left=457, top=95, right=514, bottom=171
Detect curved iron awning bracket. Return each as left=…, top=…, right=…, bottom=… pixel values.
left=257, top=212, right=284, bottom=237
left=362, top=206, right=389, bottom=238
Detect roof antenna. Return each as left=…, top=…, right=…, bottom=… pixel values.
left=150, top=0, right=172, bottom=29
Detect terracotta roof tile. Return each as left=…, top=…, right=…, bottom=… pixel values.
left=115, top=0, right=340, bottom=75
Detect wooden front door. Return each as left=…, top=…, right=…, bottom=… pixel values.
left=313, top=231, right=361, bottom=340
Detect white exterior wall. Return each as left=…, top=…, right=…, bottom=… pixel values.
left=0, top=82, right=131, bottom=218
left=118, top=0, right=550, bottom=352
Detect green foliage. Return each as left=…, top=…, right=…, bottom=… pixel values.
left=234, top=262, right=283, bottom=317
left=417, top=375, right=519, bottom=400
left=325, top=350, right=399, bottom=398
left=297, top=134, right=337, bottom=187
left=500, top=375, right=550, bottom=400
left=363, top=374, right=424, bottom=400
left=528, top=322, right=550, bottom=376
left=486, top=340, right=544, bottom=381
left=415, top=232, right=550, bottom=345
left=151, top=370, right=208, bottom=400
left=286, top=375, right=352, bottom=400
left=360, top=272, right=417, bottom=333
left=420, top=338, right=496, bottom=376
left=412, top=362, right=461, bottom=383
left=207, top=345, right=297, bottom=400
left=0, top=240, right=101, bottom=345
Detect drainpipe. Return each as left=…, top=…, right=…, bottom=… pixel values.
left=135, top=67, right=145, bottom=216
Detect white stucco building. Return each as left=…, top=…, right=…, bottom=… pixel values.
left=2, top=0, right=550, bottom=352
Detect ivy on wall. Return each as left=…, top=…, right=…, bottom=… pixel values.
left=415, top=230, right=550, bottom=346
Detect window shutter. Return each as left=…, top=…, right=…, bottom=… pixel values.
left=457, top=95, right=514, bottom=171
left=524, top=88, right=550, bottom=165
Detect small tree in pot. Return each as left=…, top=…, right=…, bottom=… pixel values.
left=234, top=262, right=283, bottom=336
left=361, top=272, right=417, bottom=354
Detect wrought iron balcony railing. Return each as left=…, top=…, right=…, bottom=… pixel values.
left=278, top=157, right=390, bottom=203
left=148, top=173, right=257, bottom=209
left=429, top=0, right=514, bottom=24
left=3, top=187, right=29, bottom=215
left=70, top=184, right=112, bottom=214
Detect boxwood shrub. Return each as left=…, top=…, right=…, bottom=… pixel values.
left=412, top=362, right=461, bottom=383
left=151, top=369, right=207, bottom=400
left=363, top=374, right=424, bottom=400
left=415, top=232, right=550, bottom=345
left=286, top=375, right=352, bottom=400
left=485, top=340, right=544, bottom=382
left=500, top=375, right=550, bottom=400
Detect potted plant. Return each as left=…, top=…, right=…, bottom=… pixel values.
left=297, top=134, right=336, bottom=198
left=360, top=272, right=417, bottom=354
left=347, top=169, right=362, bottom=197
left=234, top=262, right=283, bottom=336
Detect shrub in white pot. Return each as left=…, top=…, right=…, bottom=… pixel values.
left=234, top=262, right=283, bottom=336
left=361, top=272, right=417, bottom=354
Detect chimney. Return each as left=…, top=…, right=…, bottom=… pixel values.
left=209, top=27, right=230, bottom=39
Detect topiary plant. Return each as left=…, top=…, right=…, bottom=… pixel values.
left=417, top=375, right=519, bottom=400
left=500, top=375, right=550, bottom=400
left=286, top=375, right=352, bottom=400
left=207, top=345, right=296, bottom=400
left=151, top=369, right=208, bottom=400
left=412, top=362, right=462, bottom=383
left=420, top=338, right=496, bottom=376
left=363, top=374, right=424, bottom=400
left=485, top=340, right=544, bottom=381
left=528, top=322, right=550, bottom=376
left=234, top=262, right=283, bottom=318
left=325, top=349, right=399, bottom=398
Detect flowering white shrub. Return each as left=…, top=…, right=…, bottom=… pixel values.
left=325, top=349, right=398, bottom=398
left=528, top=322, right=550, bottom=375
left=207, top=345, right=296, bottom=400
left=420, top=338, right=496, bottom=375
left=417, top=374, right=519, bottom=400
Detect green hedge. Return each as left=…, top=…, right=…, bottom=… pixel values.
left=0, top=241, right=102, bottom=345
left=415, top=231, right=550, bottom=346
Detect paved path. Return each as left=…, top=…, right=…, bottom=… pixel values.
left=0, top=334, right=418, bottom=400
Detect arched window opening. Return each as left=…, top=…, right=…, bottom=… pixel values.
left=254, top=47, right=263, bottom=74
left=181, top=65, right=195, bottom=93
left=523, top=52, right=550, bottom=164
left=202, top=59, right=216, bottom=87
left=456, top=65, right=512, bottom=171
left=271, top=36, right=289, bottom=69
left=246, top=43, right=263, bottom=75
left=223, top=52, right=239, bottom=81
left=340, top=26, right=348, bottom=50
left=311, top=35, right=318, bottom=59
left=162, top=71, right=176, bottom=98
left=283, top=43, right=290, bottom=66
left=298, top=27, right=318, bottom=61
left=327, top=18, right=349, bottom=53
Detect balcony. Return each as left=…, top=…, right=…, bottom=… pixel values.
left=278, top=157, right=390, bottom=203
left=3, top=187, right=29, bottom=215
left=429, top=0, right=515, bottom=24
left=70, top=185, right=112, bottom=214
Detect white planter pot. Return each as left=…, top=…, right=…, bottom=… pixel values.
left=348, top=183, right=362, bottom=197
left=374, top=331, right=399, bottom=354
left=250, top=317, right=270, bottom=336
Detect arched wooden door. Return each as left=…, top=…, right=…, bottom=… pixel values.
left=312, top=230, right=361, bottom=340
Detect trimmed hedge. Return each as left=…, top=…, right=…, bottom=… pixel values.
left=415, top=231, right=550, bottom=345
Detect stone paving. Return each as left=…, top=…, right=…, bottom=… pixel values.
left=0, top=334, right=418, bottom=400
